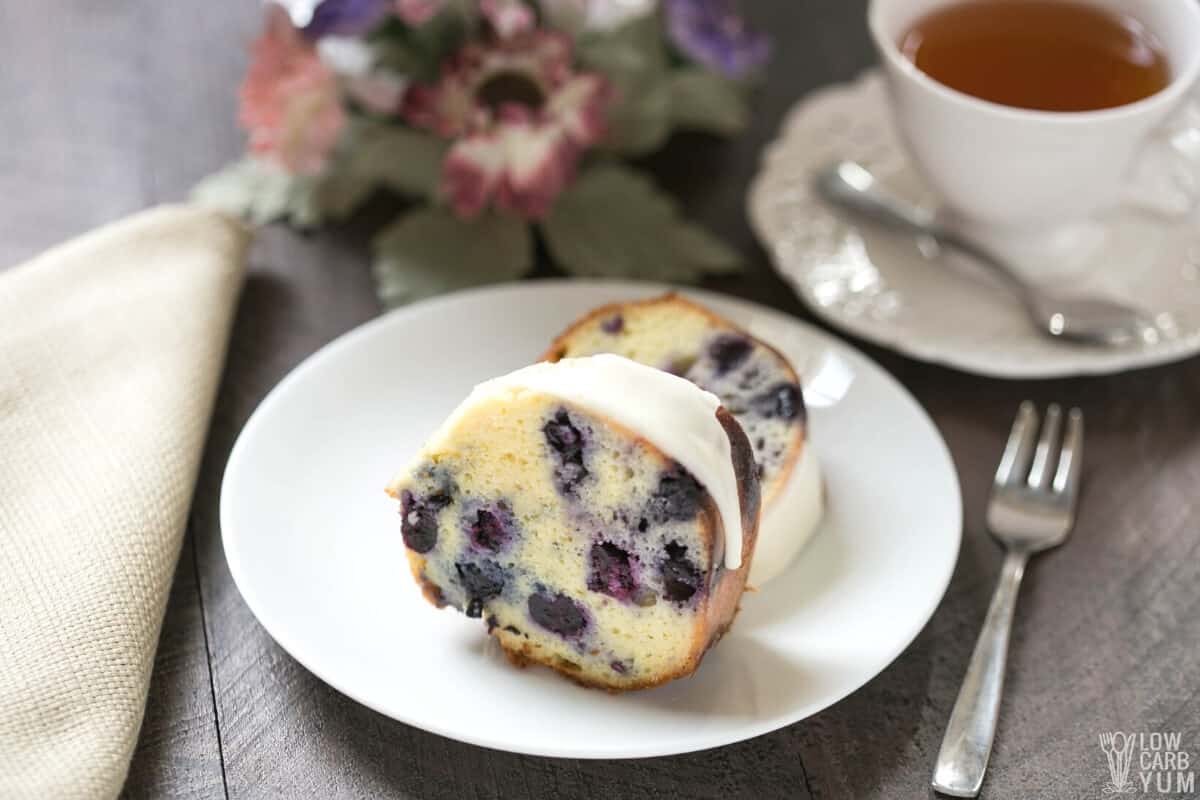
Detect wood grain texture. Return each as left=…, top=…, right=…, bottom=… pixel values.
left=1, top=0, right=1197, bottom=798
left=120, top=537, right=225, bottom=800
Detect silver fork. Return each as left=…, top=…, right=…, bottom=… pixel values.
left=932, top=402, right=1084, bottom=798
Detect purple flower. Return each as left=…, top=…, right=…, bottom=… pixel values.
left=300, top=0, right=391, bottom=38
left=663, top=0, right=770, bottom=78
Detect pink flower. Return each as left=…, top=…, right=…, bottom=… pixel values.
left=239, top=6, right=347, bottom=175
left=394, top=0, right=445, bottom=26
left=402, top=30, right=611, bottom=219
left=443, top=113, right=575, bottom=218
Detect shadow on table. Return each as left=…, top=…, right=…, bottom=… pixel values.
left=325, top=698, right=818, bottom=800
left=779, top=525, right=999, bottom=799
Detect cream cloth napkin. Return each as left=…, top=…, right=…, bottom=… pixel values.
left=0, top=206, right=250, bottom=799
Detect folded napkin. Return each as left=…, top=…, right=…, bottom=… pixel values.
left=0, top=207, right=250, bottom=799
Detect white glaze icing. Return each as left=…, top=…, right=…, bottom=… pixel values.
left=426, top=354, right=746, bottom=570
left=748, top=443, right=823, bottom=586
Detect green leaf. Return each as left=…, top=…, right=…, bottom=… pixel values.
left=344, top=122, right=447, bottom=198
left=667, top=69, right=749, bottom=136
left=371, top=207, right=534, bottom=306
left=368, top=4, right=472, bottom=81
left=541, top=164, right=742, bottom=282
left=191, top=158, right=321, bottom=227
left=602, top=81, right=672, bottom=156
left=576, top=13, right=666, bottom=82
left=368, top=33, right=429, bottom=79
left=577, top=14, right=673, bottom=156
left=310, top=170, right=377, bottom=222
left=661, top=221, right=742, bottom=275
left=191, top=157, right=380, bottom=228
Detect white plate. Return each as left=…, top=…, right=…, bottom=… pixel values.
left=221, top=280, right=961, bottom=759
left=748, top=70, right=1200, bottom=379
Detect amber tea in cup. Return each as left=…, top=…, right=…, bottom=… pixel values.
left=900, top=0, right=1171, bottom=112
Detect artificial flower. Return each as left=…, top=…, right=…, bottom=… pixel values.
left=316, top=35, right=375, bottom=75
left=240, top=5, right=348, bottom=175
left=275, top=0, right=323, bottom=29
left=394, top=0, right=446, bottom=26
left=318, top=36, right=409, bottom=113
left=282, top=0, right=393, bottom=38
left=442, top=113, right=574, bottom=218
left=203, top=0, right=756, bottom=306
left=481, top=0, right=536, bottom=38
left=663, top=0, right=769, bottom=78
left=346, top=72, right=410, bottom=113
left=402, top=30, right=611, bottom=218
left=536, top=0, right=657, bottom=34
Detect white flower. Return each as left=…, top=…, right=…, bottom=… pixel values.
left=317, top=36, right=374, bottom=76
left=317, top=36, right=409, bottom=113
left=273, top=0, right=324, bottom=28
left=538, top=0, right=657, bottom=34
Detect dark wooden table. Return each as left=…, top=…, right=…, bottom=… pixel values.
left=5, top=2, right=1199, bottom=798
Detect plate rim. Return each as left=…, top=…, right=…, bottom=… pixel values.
left=747, top=68, right=1200, bottom=380
left=220, top=278, right=963, bottom=758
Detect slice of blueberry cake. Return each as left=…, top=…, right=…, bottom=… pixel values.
left=543, top=294, right=822, bottom=585
left=386, top=354, right=761, bottom=690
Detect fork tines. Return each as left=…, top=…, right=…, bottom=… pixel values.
left=994, top=401, right=1084, bottom=497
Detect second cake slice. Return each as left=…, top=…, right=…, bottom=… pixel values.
left=543, top=294, right=821, bottom=584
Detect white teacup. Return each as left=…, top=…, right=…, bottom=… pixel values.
left=869, top=0, right=1200, bottom=266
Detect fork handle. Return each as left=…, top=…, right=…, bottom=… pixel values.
left=932, top=550, right=1029, bottom=798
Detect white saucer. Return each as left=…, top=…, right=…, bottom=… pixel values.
left=748, top=70, right=1200, bottom=379
left=221, top=280, right=961, bottom=758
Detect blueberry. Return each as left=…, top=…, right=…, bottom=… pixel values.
left=660, top=541, right=702, bottom=604
left=456, top=560, right=506, bottom=617
left=646, top=466, right=705, bottom=523
left=400, top=489, right=452, bottom=553
left=738, top=367, right=762, bottom=390
left=587, top=542, right=638, bottom=601
left=465, top=504, right=513, bottom=552
left=708, top=334, right=753, bottom=375
left=544, top=410, right=582, bottom=451
left=610, top=660, right=628, bottom=674
left=601, top=314, right=624, bottom=334
left=751, top=383, right=804, bottom=421
left=543, top=409, right=589, bottom=494
left=556, top=461, right=587, bottom=487
left=528, top=590, right=589, bottom=638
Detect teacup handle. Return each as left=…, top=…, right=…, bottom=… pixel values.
left=1123, top=88, right=1200, bottom=217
